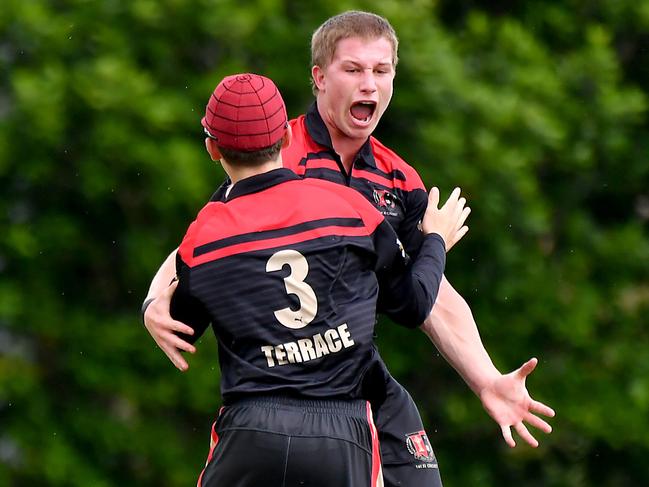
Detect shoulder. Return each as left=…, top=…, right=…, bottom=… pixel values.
left=299, top=179, right=384, bottom=229
left=370, top=136, right=426, bottom=191
left=286, top=115, right=311, bottom=150
left=288, top=114, right=306, bottom=131
left=177, top=202, right=225, bottom=266
left=283, top=115, right=313, bottom=170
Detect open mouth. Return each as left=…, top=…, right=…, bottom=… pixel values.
left=350, top=101, right=376, bottom=123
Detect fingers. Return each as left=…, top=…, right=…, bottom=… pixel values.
left=143, top=287, right=196, bottom=371
left=422, top=186, right=470, bottom=247
left=530, top=399, right=556, bottom=418
left=446, top=207, right=471, bottom=250
left=516, top=357, right=538, bottom=379
left=444, top=188, right=469, bottom=229
left=157, top=332, right=194, bottom=370
left=167, top=333, right=196, bottom=354
left=441, top=187, right=461, bottom=210
left=145, top=289, right=195, bottom=337
left=167, top=318, right=195, bottom=337
left=160, top=343, right=190, bottom=372
left=146, top=305, right=195, bottom=336
left=500, top=409, right=553, bottom=450
left=514, top=422, right=539, bottom=448
left=502, top=416, right=554, bottom=449
left=457, top=206, right=471, bottom=230
left=454, top=197, right=466, bottom=217
left=524, top=413, right=553, bottom=434
left=446, top=225, right=469, bottom=251
left=500, top=425, right=516, bottom=448
left=152, top=317, right=196, bottom=356
left=450, top=197, right=465, bottom=230
left=428, top=187, right=440, bottom=209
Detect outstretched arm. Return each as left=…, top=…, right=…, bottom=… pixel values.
left=142, top=249, right=196, bottom=371
left=421, top=278, right=555, bottom=447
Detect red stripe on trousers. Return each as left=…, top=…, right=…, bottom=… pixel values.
left=197, top=407, right=224, bottom=487
left=366, top=401, right=382, bottom=487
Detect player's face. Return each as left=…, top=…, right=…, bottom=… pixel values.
left=313, top=36, right=395, bottom=141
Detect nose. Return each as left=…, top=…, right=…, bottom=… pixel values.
left=360, top=69, right=377, bottom=93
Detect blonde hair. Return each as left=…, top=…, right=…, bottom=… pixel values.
left=310, top=11, right=399, bottom=93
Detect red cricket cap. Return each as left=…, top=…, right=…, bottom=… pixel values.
left=201, top=73, right=288, bottom=151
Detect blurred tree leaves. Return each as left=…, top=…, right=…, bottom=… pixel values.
left=1, top=0, right=647, bottom=485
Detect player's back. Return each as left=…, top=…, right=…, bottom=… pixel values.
left=173, top=169, right=387, bottom=403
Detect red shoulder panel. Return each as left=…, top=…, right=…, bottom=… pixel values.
left=180, top=179, right=382, bottom=267
left=369, top=137, right=426, bottom=192
left=304, top=179, right=384, bottom=234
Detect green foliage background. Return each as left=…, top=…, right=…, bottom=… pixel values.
left=1, top=0, right=647, bottom=485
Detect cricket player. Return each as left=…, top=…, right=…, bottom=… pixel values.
left=168, top=72, right=470, bottom=486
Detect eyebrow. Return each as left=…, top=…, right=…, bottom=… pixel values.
left=341, top=60, right=393, bottom=68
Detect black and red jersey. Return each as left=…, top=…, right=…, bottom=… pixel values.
left=282, top=103, right=429, bottom=258
left=210, top=103, right=429, bottom=257
left=172, top=168, right=445, bottom=403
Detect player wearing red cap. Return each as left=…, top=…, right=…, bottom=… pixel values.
left=143, top=11, right=555, bottom=487
left=169, top=73, right=470, bottom=487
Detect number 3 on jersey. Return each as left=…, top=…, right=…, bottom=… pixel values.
left=266, top=250, right=318, bottom=329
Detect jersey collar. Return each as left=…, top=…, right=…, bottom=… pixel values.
left=305, top=102, right=377, bottom=169
left=225, top=168, right=300, bottom=202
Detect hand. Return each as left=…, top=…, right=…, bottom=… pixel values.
left=421, top=187, right=470, bottom=251
left=143, top=281, right=196, bottom=371
left=479, top=358, right=555, bottom=448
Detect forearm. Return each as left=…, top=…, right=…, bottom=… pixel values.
left=379, top=234, right=446, bottom=327
left=170, top=256, right=210, bottom=344
left=145, top=249, right=178, bottom=300
left=420, top=275, right=500, bottom=395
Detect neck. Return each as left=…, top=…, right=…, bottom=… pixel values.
left=222, top=157, right=283, bottom=184
left=316, top=101, right=365, bottom=172
left=330, top=133, right=364, bottom=172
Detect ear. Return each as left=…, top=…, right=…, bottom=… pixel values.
left=311, top=65, right=326, bottom=92
left=205, top=137, right=222, bottom=162
left=281, top=124, right=292, bottom=149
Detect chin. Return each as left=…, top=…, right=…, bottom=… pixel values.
left=345, top=119, right=375, bottom=136
left=344, top=126, right=371, bottom=139
left=357, top=123, right=377, bottom=137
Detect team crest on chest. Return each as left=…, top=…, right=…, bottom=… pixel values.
left=373, top=189, right=397, bottom=209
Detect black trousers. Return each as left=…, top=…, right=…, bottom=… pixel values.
left=197, top=396, right=383, bottom=487
left=364, top=357, right=443, bottom=487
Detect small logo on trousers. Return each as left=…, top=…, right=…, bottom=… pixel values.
left=406, top=430, right=437, bottom=463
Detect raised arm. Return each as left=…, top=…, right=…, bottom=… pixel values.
left=377, top=187, right=470, bottom=327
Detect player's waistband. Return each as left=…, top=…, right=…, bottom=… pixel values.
left=228, top=395, right=368, bottom=417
